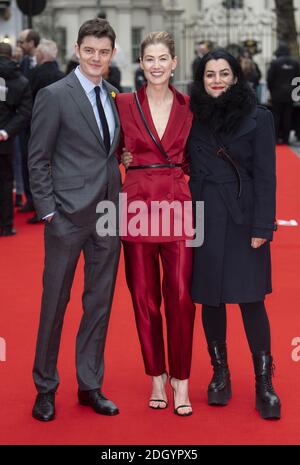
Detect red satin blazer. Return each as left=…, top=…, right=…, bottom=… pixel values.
left=116, top=85, right=193, bottom=242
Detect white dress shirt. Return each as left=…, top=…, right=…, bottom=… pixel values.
left=74, top=66, right=116, bottom=144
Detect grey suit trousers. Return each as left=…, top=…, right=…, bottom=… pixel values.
left=33, top=211, right=120, bottom=393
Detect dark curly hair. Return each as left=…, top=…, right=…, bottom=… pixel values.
left=190, top=49, right=256, bottom=134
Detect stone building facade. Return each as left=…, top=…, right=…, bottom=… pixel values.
left=1, top=0, right=300, bottom=87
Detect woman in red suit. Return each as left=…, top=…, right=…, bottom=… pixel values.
left=116, top=32, right=195, bottom=416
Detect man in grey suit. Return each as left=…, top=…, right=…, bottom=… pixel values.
left=29, top=18, right=122, bottom=421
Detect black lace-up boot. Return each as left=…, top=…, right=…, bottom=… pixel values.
left=252, top=351, right=281, bottom=419
left=207, top=341, right=232, bottom=406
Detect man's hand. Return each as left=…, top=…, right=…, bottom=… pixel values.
left=43, top=212, right=55, bottom=222
left=0, top=130, right=9, bottom=142
left=121, top=148, right=133, bottom=168
left=251, top=237, right=267, bottom=248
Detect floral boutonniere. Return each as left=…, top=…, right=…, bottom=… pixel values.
left=111, top=91, right=116, bottom=99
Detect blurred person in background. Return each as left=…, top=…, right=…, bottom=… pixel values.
left=30, top=39, right=64, bottom=101
left=191, top=40, right=213, bottom=81
left=12, top=133, right=24, bottom=208
left=0, top=43, right=32, bottom=236
left=18, top=29, right=40, bottom=214
left=239, top=49, right=261, bottom=93
left=65, top=53, right=79, bottom=75
left=19, top=29, right=40, bottom=79
left=134, top=56, right=146, bottom=90
left=103, top=62, right=122, bottom=92
left=12, top=42, right=23, bottom=64
left=267, top=44, right=300, bottom=144
left=12, top=43, right=25, bottom=207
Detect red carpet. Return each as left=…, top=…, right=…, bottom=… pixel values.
left=0, top=147, right=299, bottom=445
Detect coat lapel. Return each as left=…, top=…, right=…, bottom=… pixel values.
left=103, top=80, right=120, bottom=157
left=129, top=85, right=190, bottom=160
left=229, top=106, right=258, bottom=141
left=193, top=106, right=258, bottom=148
left=128, top=86, right=162, bottom=156
left=161, top=87, right=191, bottom=153
left=65, top=72, right=105, bottom=149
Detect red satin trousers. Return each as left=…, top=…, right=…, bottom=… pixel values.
left=123, top=240, right=195, bottom=380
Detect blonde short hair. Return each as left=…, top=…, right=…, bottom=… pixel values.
left=140, top=31, right=175, bottom=59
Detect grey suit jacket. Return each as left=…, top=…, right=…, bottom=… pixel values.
left=28, top=71, right=121, bottom=225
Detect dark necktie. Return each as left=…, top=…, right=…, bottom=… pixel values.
left=94, top=86, right=111, bottom=153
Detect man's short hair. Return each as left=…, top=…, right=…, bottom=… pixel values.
left=0, top=42, right=12, bottom=58
left=26, top=30, right=40, bottom=47
left=77, top=18, right=116, bottom=49
left=196, top=40, right=213, bottom=50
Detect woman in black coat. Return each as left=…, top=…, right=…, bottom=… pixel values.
left=188, top=49, right=281, bottom=420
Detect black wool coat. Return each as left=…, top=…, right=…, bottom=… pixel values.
left=0, top=57, right=32, bottom=154
left=188, top=105, right=276, bottom=306
left=30, top=61, right=64, bottom=101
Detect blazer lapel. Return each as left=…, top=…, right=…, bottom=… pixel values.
left=129, top=85, right=190, bottom=160
left=161, top=87, right=191, bottom=153
left=129, top=87, right=166, bottom=159
left=103, top=80, right=120, bottom=157
left=66, top=72, right=106, bottom=150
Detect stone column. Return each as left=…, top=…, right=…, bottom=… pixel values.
left=115, top=2, right=132, bottom=89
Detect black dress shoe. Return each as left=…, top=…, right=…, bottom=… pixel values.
left=15, top=194, right=23, bottom=207
left=32, top=392, right=55, bottom=421
left=27, top=214, right=43, bottom=224
left=1, top=227, right=16, bottom=237
left=78, top=389, right=119, bottom=416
